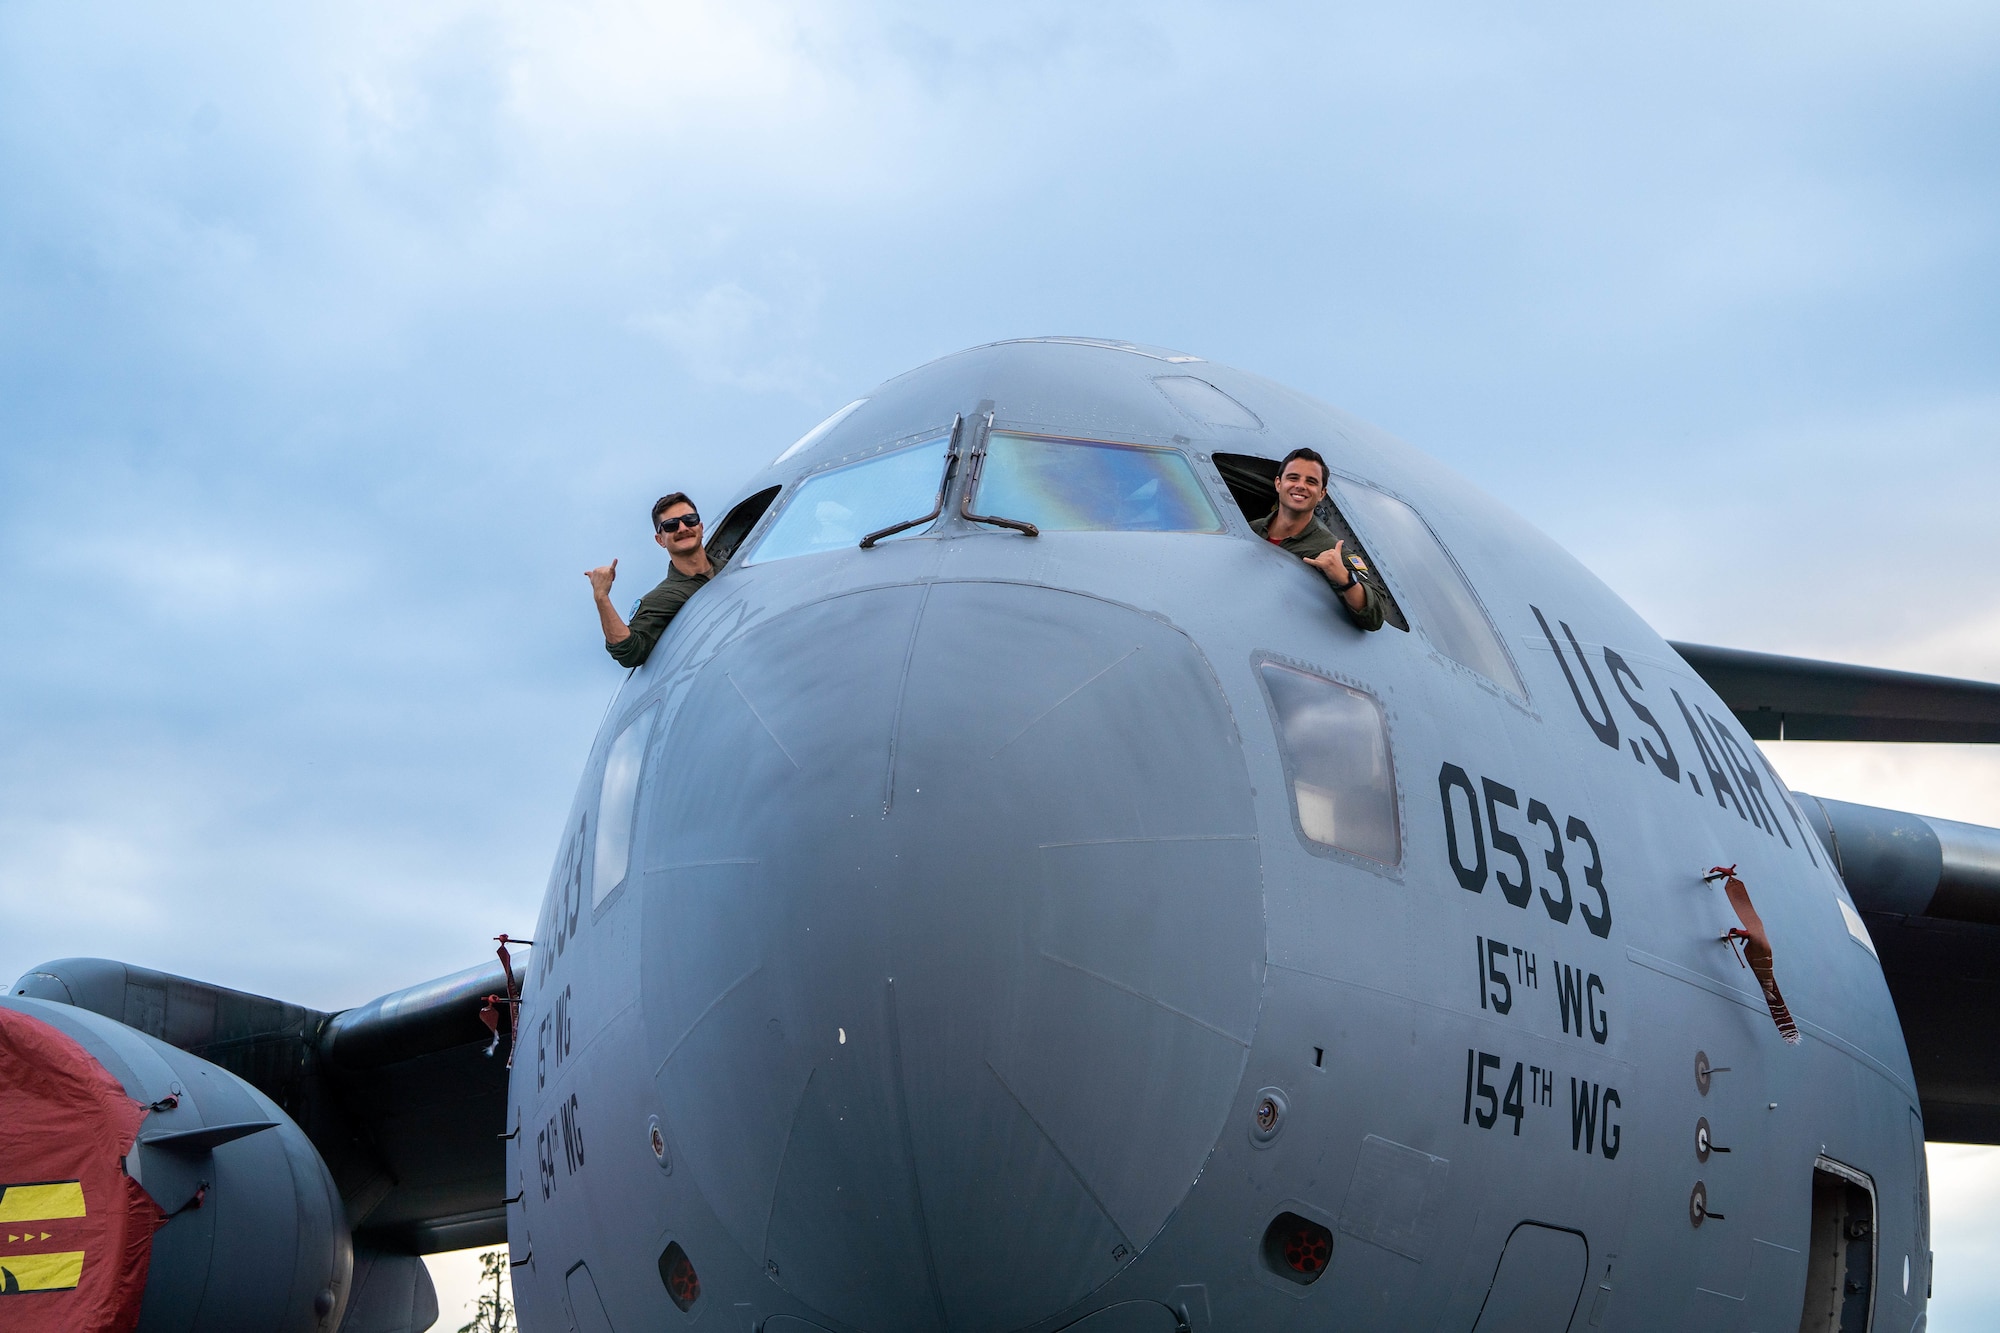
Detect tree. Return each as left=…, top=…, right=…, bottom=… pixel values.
left=457, top=1249, right=515, bottom=1333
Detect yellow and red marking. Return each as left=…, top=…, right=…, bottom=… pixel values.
left=0, top=1180, right=89, bottom=1293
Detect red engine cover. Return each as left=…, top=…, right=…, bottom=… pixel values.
left=0, top=1006, right=167, bottom=1332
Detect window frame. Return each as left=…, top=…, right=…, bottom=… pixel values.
left=1253, top=651, right=1405, bottom=877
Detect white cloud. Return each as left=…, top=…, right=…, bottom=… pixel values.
left=628, top=255, right=831, bottom=394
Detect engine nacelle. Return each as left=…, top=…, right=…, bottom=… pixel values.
left=0, top=996, right=351, bottom=1333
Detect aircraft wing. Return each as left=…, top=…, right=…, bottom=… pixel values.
left=1671, top=640, right=2000, bottom=742
left=1669, top=642, right=2000, bottom=1140
left=12, top=955, right=512, bottom=1252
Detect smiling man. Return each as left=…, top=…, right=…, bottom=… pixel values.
left=587, top=493, right=723, bottom=668
left=1250, top=447, right=1385, bottom=633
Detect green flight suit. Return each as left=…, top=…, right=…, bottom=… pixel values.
left=1251, top=512, right=1386, bottom=633
left=607, top=555, right=727, bottom=668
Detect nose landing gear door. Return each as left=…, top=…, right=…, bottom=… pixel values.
left=1801, top=1156, right=1876, bottom=1333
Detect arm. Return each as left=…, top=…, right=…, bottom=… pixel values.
left=607, top=582, right=696, bottom=668
left=587, top=561, right=632, bottom=645
left=1305, top=543, right=1384, bottom=633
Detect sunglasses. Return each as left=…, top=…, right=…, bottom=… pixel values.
left=656, top=513, right=702, bottom=533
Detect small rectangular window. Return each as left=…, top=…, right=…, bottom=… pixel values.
left=744, top=434, right=952, bottom=564
left=1335, top=482, right=1523, bottom=696
left=594, top=704, right=657, bottom=905
left=975, top=432, right=1225, bottom=534
left=1260, top=662, right=1400, bottom=865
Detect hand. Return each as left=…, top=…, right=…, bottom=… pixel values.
left=586, top=559, right=618, bottom=599
left=1305, top=541, right=1353, bottom=588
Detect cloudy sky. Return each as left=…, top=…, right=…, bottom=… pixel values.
left=2, top=1, right=1996, bottom=1325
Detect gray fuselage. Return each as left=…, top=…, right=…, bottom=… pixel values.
left=506, top=339, right=1920, bottom=1333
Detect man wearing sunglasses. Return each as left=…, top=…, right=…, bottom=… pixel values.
left=1251, top=447, right=1385, bottom=633
left=587, top=493, right=723, bottom=668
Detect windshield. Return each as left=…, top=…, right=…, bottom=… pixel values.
left=744, top=435, right=952, bottom=564
left=974, top=432, right=1224, bottom=534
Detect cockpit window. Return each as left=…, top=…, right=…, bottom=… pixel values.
left=705, top=485, right=779, bottom=567
left=743, top=434, right=953, bottom=565
left=1153, top=376, right=1263, bottom=430
left=772, top=398, right=867, bottom=466
left=594, top=703, right=657, bottom=906
left=1259, top=662, right=1400, bottom=865
left=1333, top=482, right=1524, bottom=696
left=1213, top=451, right=1410, bottom=632
left=974, top=432, right=1224, bottom=534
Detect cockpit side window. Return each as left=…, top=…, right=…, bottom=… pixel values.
left=706, top=485, right=780, bottom=567
left=1259, top=661, right=1401, bottom=866
left=974, top=432, right=1225, bottom=534
left=742, top=433, right=954, bottom=565
left=594, top=703, right=658, bottom=907
left=1213, top=452, right=1410, bottom=632
left=1333, top=481, right=1524, bottom=697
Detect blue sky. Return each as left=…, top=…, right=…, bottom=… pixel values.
left=2, top=2, right=1997, bottom=1325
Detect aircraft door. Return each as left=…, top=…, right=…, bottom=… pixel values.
left=1799, top=1158, right=1876, bottom=1333
left=563, top=1260, right=616, bottom=1333
left=1469, top=1222, right=1590, bottom=1332
left=1053, top=1301, right=1184, bottom=1332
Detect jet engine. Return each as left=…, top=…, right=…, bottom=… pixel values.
left=0, top=995, right=351, bottom=1333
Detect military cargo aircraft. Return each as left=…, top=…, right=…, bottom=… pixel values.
left=8, top=337, right=2000, bottom=1332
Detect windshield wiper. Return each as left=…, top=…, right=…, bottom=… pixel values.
left=859, top=415, right=962, bottom=548
left=960, top=412, right=1039, bottom=537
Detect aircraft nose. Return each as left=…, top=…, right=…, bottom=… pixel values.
left=639, top=580, right=1264, bottom=1333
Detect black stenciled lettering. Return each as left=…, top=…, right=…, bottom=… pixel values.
left=1604, top=647, right=1680, bottom=782
left=559, top=1092, right=585, bottom=1174
left=1525, top=799, right=1573, bottom=923
left=565, top=816, right=586, bottom=940
left=1483, top=779, right=1533, bottom=908
left=1566, top=817, right=1612, bottom=939
left=1487, top=938, right=1514, bottom=1014
left=1587, top=973, right=1608, bottom=1044
left=1600, top=1088, right=1622, bottom=1159
left=1673, top=689, right=1744, bottom=820
left=1557, top=963, right=1587, bottom=1038
left=1439, top=763, right=1487, bottom=892
left=1570, top=1078, right=1599, bottom=1154
left=1502, top=1063, right=1526, bottom=1136
left=1475, top=1053, right=1501, bottom=1129
left=1753, top=748, right=1820, bottom=867
left=541, top=814, right=587, bottom=976
left=1705, top=710, right=1792, bottom=846
left=1701, top=710, right=1771, bottom=834
left=538, top=1120, right=557, bottom=1198
left=1464, top=1049, right=1475, bottom=1123
left=1533, top=606, right=1619, bottom=751
left=1475, top=937, right=1487, bottom=1009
